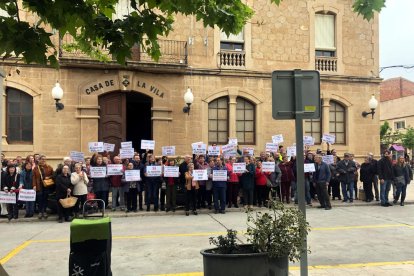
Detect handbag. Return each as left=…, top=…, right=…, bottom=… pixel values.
left=38, top=166, right=55, bottom=187
left=59, top=195, right=78, bottom=208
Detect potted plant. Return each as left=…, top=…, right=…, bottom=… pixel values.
left=200, top=200, right=310, bottom=276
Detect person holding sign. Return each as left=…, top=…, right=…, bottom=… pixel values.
left=226, top=157, right=240, bottom=208
left=212, top=158, right=228, bottom=214
left=195, top=155, right=209, bottom=209
left=19, top=162, right=35, bottom=218
left=91, top=155, right=110, bottom=210
left=165, top=159, right=180, bottom=212
left=123, top=162, right=139, bottom=212
left=32, top=155, right=54, bottom=220
left=110, top=156, right=126, bottom=211
left=70, top=163, right=89, bottom=218
left=313, top=155, right=332, bottom=210
left=184, top=163, right=199, bottom=216
left=144, top=155, right=162, bottom=212
left=239, top=156, right=255, bottom=209
left=1, top=165, right=20, bottom=221
left=255, top=161, right=271, bottom=207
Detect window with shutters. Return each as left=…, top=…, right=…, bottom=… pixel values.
left=208, top=97, right=229, bottom=144
left=220, top=29, right=244, bottom=51
left=6, top=88, right=33, bottom=144
left=315, top=13, right=336, bottom=57
left=236, top=97, right=255, bottom=144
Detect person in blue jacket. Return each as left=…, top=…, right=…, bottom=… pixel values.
left=212, top=157, right=228, bottom=214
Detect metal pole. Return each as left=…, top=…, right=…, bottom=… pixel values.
left=0, top=67, right=5, bottom=187
left=293, top=69, right=308, bottom=276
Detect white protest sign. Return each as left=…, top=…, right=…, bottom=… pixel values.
left=262, top=162, right=275, bottom=172
left=322, top=133, right=336, bottom=144
left=107, top=164, right=124, bottom=176
left=233, top=163, right=246, bottom=173
left=304, top=163, right=316, bottom=173
left=193, top=169, right=208, bottom=181
left=322, top=155, right=334, bottom=165
left=125, top=170, right=141, bottom=181
left=222, top=144, right=236, bottom=156
left=208, top=146, right=221, bottom=156
left=213, top=170, right=228, bottom=181
left=18, top=189, right=36, bottom=202
left=146, top=166, right=162, bottom=177
left=303, top=136, right=314, bottom=146
left=265, top=143, right=278, bottom=153
left=242, top=147, right=254, bottom=156
left=88, top=142, right=104, bottom=153
left=70, top=151, right=85, bottom=163
left=228, top=138, right=238, bottom=146
left=164, top=166, right=179, bottom=178
left=272, top=134, right=284, bottom=144
left=103, top=143, right=115, bottom=152
left=0, top=192, right=16, bottom=204
left=192, top=143, right=207, bottom=155
left=120, top=148, right=134, bottom=159
left=121, top=141, right=133, bottom=149
left=90, top=167, right=107, bottom=178
left=141, top=140, right=155, bottom=150
left=162, top=146, right=176, bottom=156
left=287, top=146, right=297, bottom=157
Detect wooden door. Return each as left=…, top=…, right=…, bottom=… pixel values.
left=98, top=92, right=126, bottom=154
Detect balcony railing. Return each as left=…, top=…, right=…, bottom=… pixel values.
left=219, top=50, right=246, bottom=69
left=315, top=56, right=337, bottom=72
left=59, top=34, right=188, bottom=65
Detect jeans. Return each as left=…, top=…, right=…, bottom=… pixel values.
left=395, top=182, right=407, bottom=202
left=380, top=179, right=392, bottom=205
left=111, top=187, right=125, bottom=209
left=145, top=182, right=159, bottom=209
left=37, top=189, right=50, bottom=214
left=213, top=186, right=226, bottom=211
left=341, top=181, right=354, bottom=201
left=25, top=201, right=35, bottom=216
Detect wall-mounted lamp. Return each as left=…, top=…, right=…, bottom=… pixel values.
left=361, top=94, right=378, bottom=119
left=52, top=81, right=64, bottom=112
left=183, top=87, right=194, bottom=115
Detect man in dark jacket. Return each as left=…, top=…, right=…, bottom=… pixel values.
left=144, top=154, right=162, bottom=212
left=336, top=153, right=357, bottom=203
left=368, top=152, right=380, bottom=201
left=313, top=155, right=332, bottom=210
left=377, top=150, right=394, bottom=207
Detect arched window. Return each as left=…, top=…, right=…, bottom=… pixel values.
left=6, top=88, right=33, bottom=144
left=236, top=97, right=255, bottom=144
left=305, top=118, right=322, bottom=144
left=208, top=97, right=229, bottom=144
left=329, top=101, right=345, bottom=144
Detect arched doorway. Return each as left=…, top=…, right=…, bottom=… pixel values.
left=98, top=91, right=152, bottom=153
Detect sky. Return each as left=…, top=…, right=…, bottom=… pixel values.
left=379, top=0, right=414, bottom=81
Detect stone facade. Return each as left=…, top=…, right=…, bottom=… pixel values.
left=1, top=0, right=381, bottom=165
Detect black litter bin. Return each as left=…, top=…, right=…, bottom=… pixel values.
left=69, top=200, right=112, bottom=276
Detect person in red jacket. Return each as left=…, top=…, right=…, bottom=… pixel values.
left=279, top=156, right=295, bottom=204
left=226, top=157, right=241, bottom=208
left=255, top=161, right=270, bottom=207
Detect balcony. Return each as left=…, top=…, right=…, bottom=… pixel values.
left=59, top=34, right=188, bottom=65
left=315, top=56, right=337, bottom=73
left=218, top=50, right=246, bottom=69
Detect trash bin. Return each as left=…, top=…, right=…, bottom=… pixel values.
left=69, top=200, right=112, bottom=276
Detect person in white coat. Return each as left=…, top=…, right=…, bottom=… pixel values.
left=70, top=163, right=89, bottom=217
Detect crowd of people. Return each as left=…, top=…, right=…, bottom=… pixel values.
left=0, top=146, right=412, bottom=223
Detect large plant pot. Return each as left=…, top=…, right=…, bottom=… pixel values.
left=200, top=244, right=288, bottom=276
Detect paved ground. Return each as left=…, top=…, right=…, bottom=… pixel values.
left=1, top=197, right=414, bottom=276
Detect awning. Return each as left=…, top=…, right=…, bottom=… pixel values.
left=389, top=144, right=405, bottom=151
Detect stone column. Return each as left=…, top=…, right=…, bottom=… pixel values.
left=228, top=95, right=237, bottom=139
left=322, top=98, right=331, bottom=151
left=2, top=87, right=7, bottom=145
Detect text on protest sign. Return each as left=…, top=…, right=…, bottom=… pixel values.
left=261, top=162, right=275, bottom=173
left=0, top=192, right=17, bottom=204
left=120, top=148, right=134, bottom=159
left=322, top=155, right=334, bottom=165
left=90, top=167, right=107, bottom=178
left=192, top=143, right=207, bottom=155
left=18, top=189, right=36, bottom=202
left=287, top=146, right=297, bottom=157
left=228, top=138, right=238, bottom=146
left=163, top=166, right=179, bottom=178
left=125, top=170, right=141, bottom=181
left=213, top=170, right=228, bottom=181
left=304, top=163, right=316, bottom=173
left=121, top=141, right=133, bottom=149
left=242, top=147, right=254, bottom=156
left=303, top=136, right=315, bottom=146
left=88, top=142, right=104, bottom=153
left=193, top=169, right=208, bottom=181
left=222, top=144, right=236, bottom=156
left=208, top=146, right=221, bottom=156
left=272, top=134, right=284, bottom=144
left=162, top=146, right=176, bottom=156
left=70, top=151, right=85, bottom=163
left=322, top=133, right=336, bottom=144
left=233, top=163, right=246, bottom=173
left=104, top=143, right=115, bottom=152
left=107, top=164, right=124, bottom=176
left=146, top=166, right=162, bottom=177
left=265, top=143, right=278, bottom=153
left=141, top=140, right=155, bottom=150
